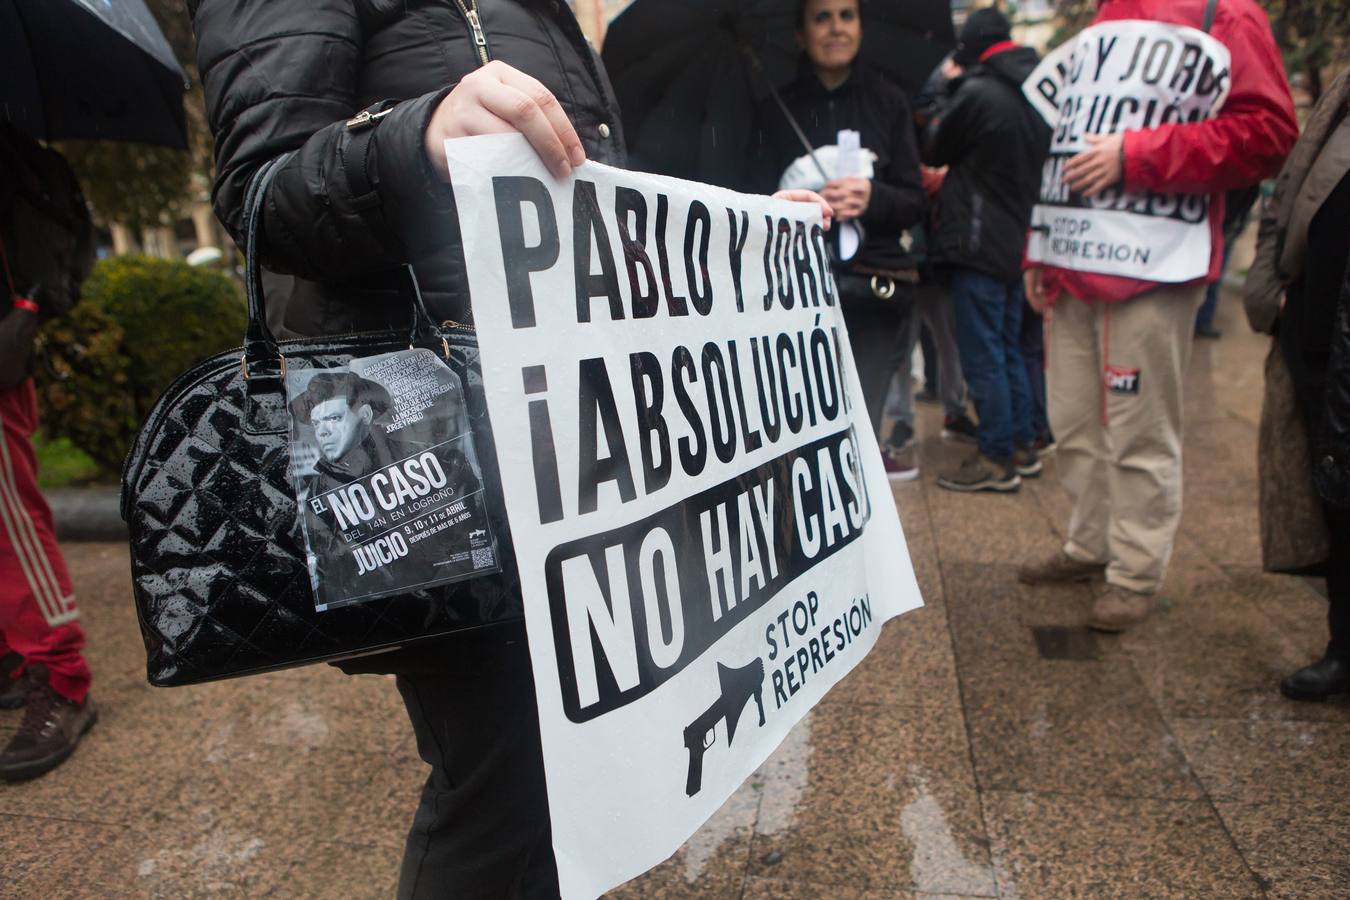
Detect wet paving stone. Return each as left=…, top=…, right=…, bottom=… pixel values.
left=7, top=291, right=1350, bottom=897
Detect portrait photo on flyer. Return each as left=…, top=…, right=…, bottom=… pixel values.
left=284, top=347, right=500, bottom=612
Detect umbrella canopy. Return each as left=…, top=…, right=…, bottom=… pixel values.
left=0, top=0, right=188, bottom=148
left=602, top=0, right=954, bottom=189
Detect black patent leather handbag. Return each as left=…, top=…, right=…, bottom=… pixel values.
left=121, top=156, right=521, bottom=686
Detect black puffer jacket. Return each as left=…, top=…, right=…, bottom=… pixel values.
left=923, top=45, right=1049, bottom=282
left=749, top=62, right=925, bottom=273
left=191, top=0, right=626, bottom=337
left=190, top=0, right=624, bottom=680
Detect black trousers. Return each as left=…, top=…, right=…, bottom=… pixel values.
left=1290, top=372, right=1350, bottom=662
left=839, top=294, right=909, bottom=440
left=1323, top=505, right=1350, bottom=661
left=394, top=624, right=560, bottom=899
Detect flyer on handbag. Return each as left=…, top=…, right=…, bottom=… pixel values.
left=285, top=348, right=500, bottom=612
left=445, top=133, right=924, bottom=899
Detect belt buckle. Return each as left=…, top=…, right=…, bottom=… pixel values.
left=870, top=275, right=896, bottom=300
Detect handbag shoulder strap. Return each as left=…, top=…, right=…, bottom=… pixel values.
left=1202, top=0, right=1219, bottom=33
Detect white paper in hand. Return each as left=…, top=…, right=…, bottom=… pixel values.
left=835, top=129, right=863, bottom=261
left=835, top=129, right=862, bottom=177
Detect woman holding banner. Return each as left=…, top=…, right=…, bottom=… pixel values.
left=189, top=4, right=635, bottom=896
left=191, top=2, right=826, bottom=895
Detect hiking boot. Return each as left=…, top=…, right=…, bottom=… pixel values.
left=885, top=420, right=915, bottom=456
left=936, top=453, right=1020, bottom=493
left=1087, top=585, right=1155, bottom=632
left=883, top=452, right=919, bottom=483
left=0, top=653, right=27, bottom=710
left=1279, top=654, right=1350, bottom=702
left=1017, top=549, right=1106, bottom=585
left=1032, top=432, right=1057, bottom=454
left=0, top=666, right=97, bottom=782
left=941, top=413, right=979, bottom=444
left=1013, top=445, right=1042, bottom=478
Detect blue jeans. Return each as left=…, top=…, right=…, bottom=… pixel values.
left=1196, top=280, right=1221, bottom=332
left=950, top=268, right=1034, bottom=461
left=1195, top=239, right=1234, bottom=332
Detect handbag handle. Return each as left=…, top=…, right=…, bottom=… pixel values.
left=240, top=154, right=445, bottom=376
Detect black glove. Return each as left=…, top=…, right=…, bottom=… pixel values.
left=0, top=293, right=40, bottom=391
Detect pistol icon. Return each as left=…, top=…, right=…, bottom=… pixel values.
left=682, top=657, right=767, bottom=797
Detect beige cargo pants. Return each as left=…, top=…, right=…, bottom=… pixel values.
left=1047, top=283, right=1207, bottom=594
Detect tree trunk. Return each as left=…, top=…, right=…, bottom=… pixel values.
left=110, top=224, right=140, bottom=256
left=191, top=203, right=219, bottom=251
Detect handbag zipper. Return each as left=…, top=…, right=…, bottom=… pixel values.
left=453, top=0, right=491, bottom=66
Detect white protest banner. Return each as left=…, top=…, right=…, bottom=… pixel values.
left=445, top=133, right=922, bottom=899
left=1023, top=19, right=1232, bottom=282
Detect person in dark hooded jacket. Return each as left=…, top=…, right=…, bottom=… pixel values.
left=749, top=0, right=926, bottom=449
left=923, top=7, right=1051, bottom=494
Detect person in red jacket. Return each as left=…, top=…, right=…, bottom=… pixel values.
left=1018, top=0, right=1296, bottom=630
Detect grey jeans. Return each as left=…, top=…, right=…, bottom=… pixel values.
left=884, top=282, right=965, bottom=426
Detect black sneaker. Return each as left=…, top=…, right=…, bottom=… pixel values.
left=885, top=420, right=915, bottom=455
left=936, top=453, right=1021, bottom=493
left=1013, top=445, right=1042, bottom=478
left=941, top=413, right=978, bottom=444
left=0, top=652, right=27, bottom=710
left=0, top=666, right=97, bottom=782
left=1032, top=432, right=1057, bottom=454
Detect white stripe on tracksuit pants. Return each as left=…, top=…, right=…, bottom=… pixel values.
left=0, top=380, right=88, bottom=703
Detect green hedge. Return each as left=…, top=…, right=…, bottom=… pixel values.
left=34, top=255, right=246, bottom=475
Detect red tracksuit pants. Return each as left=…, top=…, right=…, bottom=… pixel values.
left=0, top=379, right=90, bottom=702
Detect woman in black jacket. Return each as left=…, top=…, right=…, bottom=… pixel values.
left=191, top=3, right=828, bottom=895
left=1244, top=72, right=1350, bottom=703
left=749, top=0, right=926, bottom=441
left=1279, top=170, right=1350, bottom=701
left=190, top=2, right=620, bottom=896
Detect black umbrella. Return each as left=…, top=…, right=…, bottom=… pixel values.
left=602, top=0, right=955, bottom=189
left=1, top=0, right=189, bottom=149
